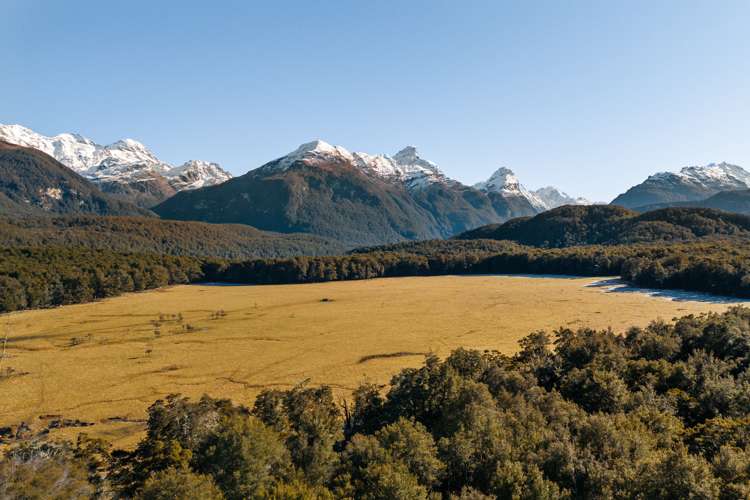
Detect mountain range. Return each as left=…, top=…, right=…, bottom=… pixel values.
left=0, top=124, right=232, bottom=207
left=3, top=123, right=750, bottom=247
left=154, top=140, right=563, bottom=246
left=611, top=162, right=750, bottom=209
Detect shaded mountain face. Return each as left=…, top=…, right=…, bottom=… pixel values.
left=455, top=205, right=750, bottom=247
left=0, top=140, right=152, bottom=217
left=611, top=162, right=750, bottom=208
left=635, top=189, right=750, bottom=215
left=0, top=124, right=232, bottom=207
left=154, top=140, right=540, bottom=247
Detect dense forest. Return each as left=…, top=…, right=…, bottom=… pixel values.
left=0, top=247, right=206, bottom=312
left=455, top=205, right=750, bottom=247
left=208, top=239, right=750, bottom=298
left=0, top=216, right=345, bottom=259
left=3, top=307, right=750, bottom=498
left=2, top=238, right=749, bottom=313
left=1, top=206, right=749, bottom=313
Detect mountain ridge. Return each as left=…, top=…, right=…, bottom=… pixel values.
left=0, top=124, right=232, bottom=207
left=611, top=162, right=750, bottom=208
left=154, top=141, right=544, bottom=246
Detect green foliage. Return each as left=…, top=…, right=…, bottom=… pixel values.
left=138, top=467, right=224, bottom=500
left=195, top=415, right=293, bottom=500
left=206, top=238, right=750, bottom=301
left=4, top=212, right=750, bottom=314
left=253, top=386, right=343, bottom=484
left=0, top=441, right=95, bottom=500
left=0, top=247, right=204, bottom=312
left=0, top=214, right=344, bottom=259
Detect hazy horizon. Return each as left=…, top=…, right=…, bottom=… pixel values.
left=3, top=0, right=749, bottom=201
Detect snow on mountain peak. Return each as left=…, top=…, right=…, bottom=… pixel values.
left=168, top=160, right=233, bottom=190
left=354, top=146, right=447, bottom=189
left=272, top=140, right=355, bottom=171
left=392, top=146, right=419, bottom=163
left=650, top=162, right=750, bottom=190
left=476, top=167, right=520, bottom=192
left=269, top=141, right=448, bottom=189
left=475, top=167, right=547, bottom=211
left=0, top=123, right=231, bottom=192
left=533, top=186, right=591, bottom=208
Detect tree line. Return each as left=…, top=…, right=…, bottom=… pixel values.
left=207, top=239, right=750, bottom=298
left=3, top=306, right=750, bottom=498
left=1, top=238, right=749, bottom=313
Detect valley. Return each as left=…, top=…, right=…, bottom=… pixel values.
left=1, top=275, right=742, bottom=449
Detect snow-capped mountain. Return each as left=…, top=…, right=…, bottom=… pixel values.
left=0, top=124, right=232, bottom=207
left=611, top=162, right=750, bottom=208
left=533, top=186, right=590, bottom=209
left=474, top=167, right=548, bottom=211
left=653, top=162, right=750, bottom=189
left=155, top=139, right=541, bottom=246
left=266, top=140, right=586, bottom=214
left=168, top=160, right=233, bottom=191
left=265, top=140, right=450, bottom=190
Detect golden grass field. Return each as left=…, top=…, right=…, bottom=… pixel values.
left=1, top=275, right=746, bottom=449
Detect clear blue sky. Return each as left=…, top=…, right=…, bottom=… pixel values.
left=3, top=0, right=749, bottom=201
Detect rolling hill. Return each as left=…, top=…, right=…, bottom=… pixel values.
left=454, top=205, right=750, bottom=247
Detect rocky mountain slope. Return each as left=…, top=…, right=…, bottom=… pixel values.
left=611, top=162, right=750, bottom=208
left=0, top=124, right=232, bottom=207
left=154, top=140, right=543, bottom=246
left=0, top=140, right=151, bottom=217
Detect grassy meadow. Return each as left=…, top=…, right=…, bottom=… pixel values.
left=1, top=275, right=745, bottom=449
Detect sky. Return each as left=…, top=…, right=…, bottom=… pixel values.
left=2, top=0, right=749, bottom=202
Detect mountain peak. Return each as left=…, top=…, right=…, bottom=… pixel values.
left=271, top=140, right=354, bottom=171
left=393, top=146, right=419, bottom=163
left=109, top=138, right=147, bottom=150
left=475, top=167, right=547, bottom=211
left=533, top=186, right=591, bottom=208
left=295, top=139, right=336, bottom=154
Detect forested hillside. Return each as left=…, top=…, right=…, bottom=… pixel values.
left=153, top=142, right=540, bottom=247
left=4, top=307, right=750, bottom=498
left=0, top=216, right=344, bottom=259
left=456, top=205, right=750, bottom=247
left=0, top=141, right=151, bottom=217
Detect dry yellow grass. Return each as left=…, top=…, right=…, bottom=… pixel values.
left=1, top=275, right=745, bottom=449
